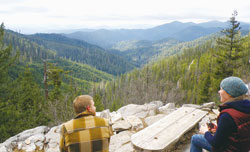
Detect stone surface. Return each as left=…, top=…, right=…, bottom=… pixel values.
left=200, top=102, right=215, bottom=109
left=44, top=125, right=61, bottom=152
left=208, top=112, right=218, bottom=121
left=17, top=126, right=49, bottom=142
left=158, top=103, right=176, bottom=114
left=212, top=109, right=220, bottom=116
left=0, top=145, right=7, bottom=152
left=149, top=101, right=164, bottom=108
left=100, top=109, right=111, bottom=119
left=114, top=143, right=134, bottom=152
left=117, top=103, right=157, bottom=119
left=35, top=141, right=44, bottom=150
left=23, top=143, right=36, bottom=152
left=0, top=126, right=49, bottom=152
left=0, top=102, right=219, bottom=152
left=182, top=104, right=201, bottom=109
left=144, top=114, right=166, bottom=126
left=110, top=111, right=123, bottom=124
left=112, top=120, right=131, bottom=132
left=17, top=142, right=22, bottom=150
left=125, top=116, right=144, bottom=131
left=109, top=131, right=133, bottom=152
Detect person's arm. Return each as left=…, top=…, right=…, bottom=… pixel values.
left=204, top=113, right=237, bottom=148
left=59, top=125, right=68, bottom=152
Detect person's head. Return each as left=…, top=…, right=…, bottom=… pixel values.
left=219, top=76, right=248, bottom=103
left=73, top=95, right=96, bottom=115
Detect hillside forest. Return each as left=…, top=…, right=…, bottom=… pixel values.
left=0, top=11, right=250, bottom=142
left=91, top=11, right=250, bottom=111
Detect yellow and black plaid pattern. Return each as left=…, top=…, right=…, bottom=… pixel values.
left=60, top=111, right=113, bottom=152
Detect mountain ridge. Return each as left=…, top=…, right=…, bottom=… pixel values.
left=64, top=21, right=250, bottom=48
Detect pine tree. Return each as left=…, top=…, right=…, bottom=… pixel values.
left=93, top=93, right=104, bottom=111
left=47, top=63, right=65, bottom=101
left=13, top=66, right=49, bottom=128
left=0, top=23, right=19, bottom=101
left=197, top=72, right=211, bottom=104
left=0, top=65, right=50, bottom=142
left=0, top=23, right=20, bottom=142
left=214, top=10, right=243, bottom=80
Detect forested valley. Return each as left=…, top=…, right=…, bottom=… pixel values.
left=0, top=24, right=119, bottom=142
left=1, top=11, right=250, bottom=143
left=92, top=12, right=250, bottom=111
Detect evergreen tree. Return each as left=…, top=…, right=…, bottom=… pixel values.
left=47, top=63, right=65, bottom=101
left=214, top=10, right=243, bottom=80
left=197, top=72, right=211, bottom=104
left=12, top=66, right=49, bottom=128
left=93, top=93, right=104, bottom=111
left=0, top=65, right=49, bottom=142
left=0, top=23, right=19, bottom=142
left=0, top=23, right=18, bottom=101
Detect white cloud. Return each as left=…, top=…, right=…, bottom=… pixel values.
left=0, top=0, right=249, bottom=33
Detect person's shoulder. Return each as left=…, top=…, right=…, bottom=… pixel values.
left=94, top=116, right=110, bottom=124
left=94, top=116, right=108, bottom=121
left=64, top=119, right=74, bottom=125
left=62, top=119, right=75, bottom=131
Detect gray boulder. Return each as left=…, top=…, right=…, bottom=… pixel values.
left=158, top=103, right=176, bottom=114
left=117, top=104, right=157, bottom=119
left=112, top=120, right=131, bottom=132
left=144, top=114, right=166, bottom=126
left=125, top=116, right=144, bottom=131
left=44, top=125, right=61, bottom=152
left=109, top=131, right=133, bottom=152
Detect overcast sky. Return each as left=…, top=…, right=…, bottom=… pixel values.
left=1, top=0, right=250, bottom=34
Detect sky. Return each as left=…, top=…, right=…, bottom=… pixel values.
left=1, top=0, right=250, bottom=34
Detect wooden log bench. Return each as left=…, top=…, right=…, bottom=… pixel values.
left=131, top=107, right=208, bottom=152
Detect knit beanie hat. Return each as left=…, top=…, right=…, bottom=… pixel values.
left=220, top=76, right=248, bottom=98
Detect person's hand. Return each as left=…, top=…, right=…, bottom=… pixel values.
left=207, top=122, right=217, bottom=134
left=199, top=125, right=209, bottom=134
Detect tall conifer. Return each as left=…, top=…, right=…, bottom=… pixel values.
left=214, top=10, right=243, bottom=80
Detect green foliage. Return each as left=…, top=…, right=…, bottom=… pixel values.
left=26, top=33, right=135, bottom=75
left=92, top=19, right=250, bottom=108
left=0, top=64, right=50, bottom=142
left=10, top=66, right=50, bottom=128
left=0, top=24, right=19, bottom=101
left=110, top=98, right=123, bottom=112
left=93, top=93, right=104, bottom=112
left=0, top=24, right=115, bottom=142
left=214, top=10, right=243, bottom=82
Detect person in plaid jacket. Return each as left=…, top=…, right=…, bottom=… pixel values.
left=60, top=95, right=113, bottom=152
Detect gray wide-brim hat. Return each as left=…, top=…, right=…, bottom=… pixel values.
left=220, top=76, right=248, bottom=98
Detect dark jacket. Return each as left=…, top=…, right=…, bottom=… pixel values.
left=205, top=99, right=250, bottom=152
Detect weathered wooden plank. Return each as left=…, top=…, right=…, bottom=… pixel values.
left=131, top=107, right=207, bottom=152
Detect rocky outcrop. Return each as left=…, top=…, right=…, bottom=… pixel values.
left=0, top=101, right=218, bottom=152
left=0, top=126, right=49, bottom=152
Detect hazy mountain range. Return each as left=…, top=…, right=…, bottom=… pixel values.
left=64, top=21, right=250, bottom=48
left=5, top=20, right=250, bottom=75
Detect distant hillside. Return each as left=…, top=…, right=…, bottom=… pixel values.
left=169, top=26, right=221, bottom=41
left=1, top=28, right=115, bottom=142
left=25, top=33, right=136, bottom=75
left=4, top=30, right=113, bottom=90
left=108, top=34, right=217, bottom=67
left=92, top=34, right=250, bottom=109
left=64, top=21, right=249, bottom=48
left=110, top=38, right=181, bottom=66
left=64, top=21, right=195, bottom=48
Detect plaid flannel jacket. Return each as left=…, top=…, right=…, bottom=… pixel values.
left=59, top=111, right=113, bottom=152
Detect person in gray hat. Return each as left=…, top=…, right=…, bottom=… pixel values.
left=190, top=76, right=250, bottom=152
